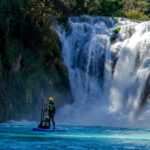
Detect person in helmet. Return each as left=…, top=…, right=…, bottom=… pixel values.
left=38, top=115, right=50, bottom=129
left=44, top=115, right=50, bottom=129
left=48, top=97, right=56, bottom=129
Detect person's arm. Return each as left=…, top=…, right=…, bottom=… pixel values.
left=54, top=103, right=56, bottom=113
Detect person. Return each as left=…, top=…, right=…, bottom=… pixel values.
left=38, top=115, right=50, bottom=129
left=48, top=97, right=56, bottom=129
left=44, top=115, right=50, bottom=129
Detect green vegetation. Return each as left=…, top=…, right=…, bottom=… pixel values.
left=110, top=27, right=121, bottom=43
left=114, top=27, right=121, bottom=34
left=0, top=0, right=71, bottom=122
left=51, top=0, right=150, bottom=20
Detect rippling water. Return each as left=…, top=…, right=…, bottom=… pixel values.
left=1, top=122, right=150, bottom=149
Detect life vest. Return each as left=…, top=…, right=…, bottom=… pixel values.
left=49, top=103, right=55, bottom=112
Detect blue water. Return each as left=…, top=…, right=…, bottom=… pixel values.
left=1, top=123, right=150, bottom=149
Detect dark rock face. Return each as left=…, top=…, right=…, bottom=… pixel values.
left=139, top=73, right=150, bottom=108
left=0, top=0, right=71, bottom=122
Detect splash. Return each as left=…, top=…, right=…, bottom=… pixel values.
left=57, top=16, right=150, bottom=126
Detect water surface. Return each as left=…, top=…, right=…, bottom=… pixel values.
left=1, top=123, right=150, bottom=149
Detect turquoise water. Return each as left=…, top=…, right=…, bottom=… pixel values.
left=1, top=123, right=150, bottom=149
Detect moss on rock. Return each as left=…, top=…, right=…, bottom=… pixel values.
left=0, top=0, right=71, bottom=122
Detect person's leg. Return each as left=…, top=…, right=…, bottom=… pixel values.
left=44, top=120, right=50, bottom=129
left=48, top=111, right=51, bottom=129
left=52, top=115, right=55, bottom=129
left=47, top=119, right=50, bottom=129
left=49, top=117, right=52, bottom=129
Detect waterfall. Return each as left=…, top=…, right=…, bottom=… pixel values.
left=57, top=16, right=150, bottom=126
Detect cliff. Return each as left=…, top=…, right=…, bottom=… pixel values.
left=0, top=0, right=71, bottom=122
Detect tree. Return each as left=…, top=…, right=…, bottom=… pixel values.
left=122, top=0, right=149, bottom=20
left=75, top=0, right=85, bottom=13
left=84, top=0, right=102, bottom=15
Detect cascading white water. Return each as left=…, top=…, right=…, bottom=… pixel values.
left=57, top=16, right=150, bottom=126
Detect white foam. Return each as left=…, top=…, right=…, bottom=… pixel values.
left=57, top=16, right=150, bottom=127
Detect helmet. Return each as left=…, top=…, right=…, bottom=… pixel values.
left=45, top=115, right=49, bottom=119
left=48, top=97, right=54, bottom=102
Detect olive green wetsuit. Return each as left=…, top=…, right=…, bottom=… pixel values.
left=48, top=101, right=56, bottom=129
